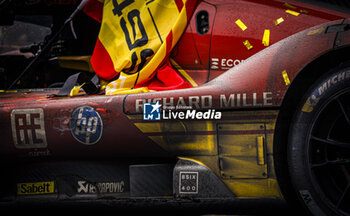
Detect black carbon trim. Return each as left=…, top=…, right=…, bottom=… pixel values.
left=173, top=159, right=234, bottom=198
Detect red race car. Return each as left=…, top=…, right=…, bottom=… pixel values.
left=0, top=0, right=350, bottom=215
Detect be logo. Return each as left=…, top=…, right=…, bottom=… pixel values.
left=143, top=102, right=161, bottom=120
left=70, top=106, right=103, bottom=145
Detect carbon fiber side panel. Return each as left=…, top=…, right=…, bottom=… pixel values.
left=174, top=159, right=234, bottom=198
left=130, top=164, right=173, bottom=197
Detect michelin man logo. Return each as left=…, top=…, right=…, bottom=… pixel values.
left=143, top=102, right=161, bottom=120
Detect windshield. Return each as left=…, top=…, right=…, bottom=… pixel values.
left=0, top=15, right=52, bottom=57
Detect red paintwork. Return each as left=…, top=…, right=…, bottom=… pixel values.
left=172, top=0, right=348, bottom=84
left=0, top=0, right=349, bottom=160
left=0, top=92, right=171, bottom=159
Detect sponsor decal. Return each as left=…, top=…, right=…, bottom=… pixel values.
left=211, top=58, right=244, bottom=70
left=70, top=106, right=103, bottom=145
left=17, top=181, right=55, bottom=195
left=28, top=149, right=51, bottom=157
left=11, top=108, right=47, bottom=149
left=302, top=70, right=350, bottom=112
left=77, top=181, right=125, bottom=194
left=220, top=92, right=272, bottom=107
left=179, top=172, right=198, bottom=194
left=317, top=70, right=350, bottom=96
left=136, top=92, right=273, bottom=113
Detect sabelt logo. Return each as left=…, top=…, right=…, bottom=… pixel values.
left=17, top=181, right=55, bottom=195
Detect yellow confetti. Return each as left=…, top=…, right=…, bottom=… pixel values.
left=235, top=19, right=247, bottom=31
left=243, top=40, right=253, bottom=50
left=282, top=70, right=291, bottom=85
left=262, top=29, right=270, bottom=46
left=99, top=79, right=109, bottom=91
left=5, top=90, right=18, bottom=93
left=283, top=3, right=297, bottom=9
left=286, top=9, right=300, bottom=16
left=300, top=9, right=309, bottom=14
left=274, top=17, right=284, bottom=25
left=69, top=83, right=85, bottom=96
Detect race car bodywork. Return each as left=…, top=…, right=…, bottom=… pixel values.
left=0, top=0, right=350, bottom=215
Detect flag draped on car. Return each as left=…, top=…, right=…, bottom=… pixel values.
left=83, top=0, right=197, bottom=95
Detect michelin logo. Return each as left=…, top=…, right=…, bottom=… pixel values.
left=143, top=102, right=161, bottom=120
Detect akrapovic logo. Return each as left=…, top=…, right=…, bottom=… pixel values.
left=77, top=181, right=125, bottom=193
left=17, top=181, right=55, bottom=195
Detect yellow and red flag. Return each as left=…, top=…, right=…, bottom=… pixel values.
left=83, top=0, right=197, bottom=95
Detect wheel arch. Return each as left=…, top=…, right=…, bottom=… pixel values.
left=273, top=45, right=350, bottom=208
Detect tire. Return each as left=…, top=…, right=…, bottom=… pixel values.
left=288, top=65, right=350, bottom=216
